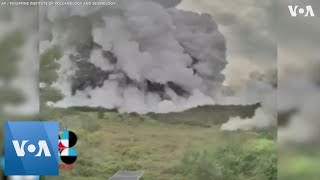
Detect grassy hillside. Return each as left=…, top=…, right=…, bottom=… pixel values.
left=43, top=102, right=259, bottom=128
left=39, top=106, right=276, bottom=180
left=148, top=103, right=259, bottom=127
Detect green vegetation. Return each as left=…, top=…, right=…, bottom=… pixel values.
left=40, top=106, right=276, bottom=180
left=40, top=46, right=62, bottom=83
left=279, top=148, right=320, bottom=180
left=175, top=138, right=276, bottom=180
left=148, top=104, right=259, bottom=127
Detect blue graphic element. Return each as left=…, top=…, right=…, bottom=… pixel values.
left=0, top=155, right=4, bottom=169
left=4, top=121, right=59, bottom=176
left=69, top=148, right=77, bottom=156
left=60, top=131, right=69, bottom=139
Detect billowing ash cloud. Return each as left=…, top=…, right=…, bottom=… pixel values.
left=41, top=0, right=227, bottom=113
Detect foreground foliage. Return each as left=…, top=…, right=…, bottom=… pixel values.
left=39, top=107, right=276, bottom=180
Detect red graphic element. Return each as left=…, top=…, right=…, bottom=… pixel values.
left=59, top=164, right=75, bottom=170
left=59, top=141, right=66, bottom=150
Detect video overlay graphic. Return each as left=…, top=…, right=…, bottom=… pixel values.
left=3, top=122, right=78, bottom=177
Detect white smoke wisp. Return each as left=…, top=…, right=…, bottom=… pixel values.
left=221, top=109, right=272, bottom=131
left=41, top=0, right=227, bottom=113
left=221, top=91, right=276, bottom=131
left=220, top=70, right=277, bottom=131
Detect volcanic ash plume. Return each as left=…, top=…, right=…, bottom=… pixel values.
left=278, top=69, right=320, bottom=146
left=41, top=0, right=227, bottom=113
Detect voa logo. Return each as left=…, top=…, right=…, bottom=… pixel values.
left=288, top=5, right=315, bottom=17
left=12, top=140, right=51, bottom=157
left=4, top=121, right=59, bottom=176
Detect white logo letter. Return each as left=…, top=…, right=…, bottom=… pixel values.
left=12, top=140, right=28, bottom=157
left=288, top=5, right=299, bottom=16
left=305, top=6, right=315, bottom=17
left=35, top=140, right=51, bottom=157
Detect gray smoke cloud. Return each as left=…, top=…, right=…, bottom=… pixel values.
left=277, top=0, right=320, bottom=146
left=0, top=4, right=39, bottom=117
left=278, top=68, right=320, bottom=146
left=177, top=0, right=277, bottom=131
left=40, top=0, right=227, bottom=113
left=178, top=0, right=276, bottom=91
